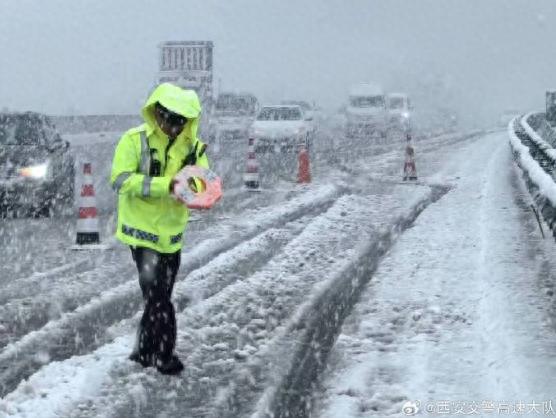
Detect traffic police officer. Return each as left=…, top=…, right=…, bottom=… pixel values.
left=111, top=83, right=209, bottom=374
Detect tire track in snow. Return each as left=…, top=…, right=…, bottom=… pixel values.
left=251, top=185, right=450, bottom=418
left=63, top=192, right=380, bottom=418
left=0, top=255, right=133, bottom=350
left=0, top=217, right=321, bottom=418
left=0, top=186, right=290, bottom=347
left=0, top=185, right=339, bottom=398
left=65, top=185, right=441, bottom=418
left=0, top=217, right=87, bottom=288
left=0, top=259, right=92, bottom=304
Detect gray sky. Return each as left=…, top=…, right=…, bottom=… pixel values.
left=1, top=0, right=555, bottom=126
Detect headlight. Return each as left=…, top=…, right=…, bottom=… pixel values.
left=19, top=162, right=49, bottom=179
left=402, top=112, right=410, bottom=119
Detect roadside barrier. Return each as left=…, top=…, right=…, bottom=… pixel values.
left=403, top=134, right=418, bottom=181
left=509, top=115, right=556, bottom=239
left=75, top=162, right=100, bottom=245
left=297, top=144, right=311, bottom=184
left=244, top=137, right=260, bottom=190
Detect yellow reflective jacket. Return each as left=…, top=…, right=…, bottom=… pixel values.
left=110, top=83, right=209, bottom=253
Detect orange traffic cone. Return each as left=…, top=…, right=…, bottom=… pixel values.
left=403, top=135, right=418, bottom=181
left=75, top=162, right=100, bottom=245
left=244, top=137, right=260, bottom=190
left=297, top=145, right=311, bottom=184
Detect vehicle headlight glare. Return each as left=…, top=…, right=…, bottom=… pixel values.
left=19, top=162, right=48, bottom=179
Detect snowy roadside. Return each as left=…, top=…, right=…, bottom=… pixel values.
left=314, top=131, right=556, bottom=417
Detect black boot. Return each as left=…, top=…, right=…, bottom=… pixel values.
left=156, top=355, right=184, bottom=375
left=129, top=351, right=151, bottom=368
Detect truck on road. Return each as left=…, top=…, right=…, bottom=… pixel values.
left=157, top=41, right=214, bottom=135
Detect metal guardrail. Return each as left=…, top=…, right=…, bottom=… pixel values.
left=520, top=113, right=556, bottom=164
left=509, top=115, right=556, bottom=238
left=527, top=112, right=556, bottom=147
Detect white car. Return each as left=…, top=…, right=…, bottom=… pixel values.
left=280, top=100, right=321, bottom=135
left=250, top=105, right=312, bottom=153
left=345, top=83, right=388, bottom=139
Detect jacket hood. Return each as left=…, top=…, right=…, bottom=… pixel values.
left=142, top=83, right=202, bottom=140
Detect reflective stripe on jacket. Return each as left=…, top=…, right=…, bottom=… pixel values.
left=110, top=83, right=209, bottom=253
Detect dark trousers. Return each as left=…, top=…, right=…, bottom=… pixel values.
left=130, top=246, right=181, bottom=366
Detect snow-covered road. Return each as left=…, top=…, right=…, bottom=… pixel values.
left=0, top=128, right=495, bottom=418
left=314, top=131, right=556, bottom=418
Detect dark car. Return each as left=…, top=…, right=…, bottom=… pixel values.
left=0, top=112, right=75, bottom=217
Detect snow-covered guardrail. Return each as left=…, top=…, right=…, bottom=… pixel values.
left=520, top=112, right=556, bottom=162
left=527, top=112, right=556, bottom=147
left=508, top=116, right=556, bottom=236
